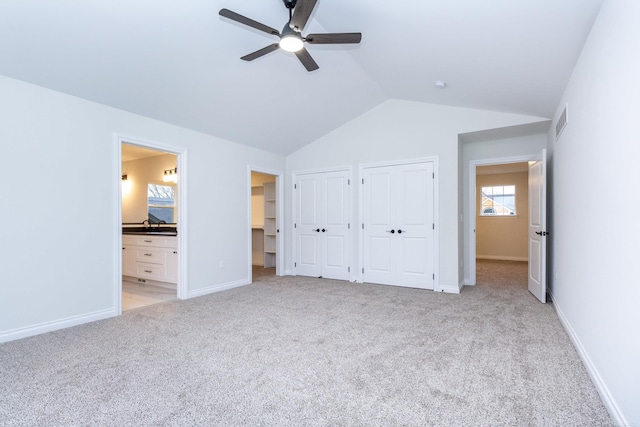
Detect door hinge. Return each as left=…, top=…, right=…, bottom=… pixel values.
left=362, top=224, right=364, bottom=229
left=294, top=223, right=297, bottom=228
left=294, top=183, right=297, bottom=189
left=362, top=268, right=364, bottom=273
left=348, top=179, right=350, bottom=185
left=362, top=178, right=364, bottom=184
left=348, top=267, right=351, bottom=272
left=433, top=273, right=435, bottom=280
left=433, top=223, right=435, bottom=230
left=294, top=262, right=297, bottom=267
left=432, top=172, right=435, bottom=179
left=348, top=223, right=350, bottom=229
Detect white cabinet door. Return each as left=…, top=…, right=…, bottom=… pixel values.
left=295, top=170, right=350, bottom=280
left=363, top=161, right=435, bottom=289
left=166, top=248, right=178, bottom=283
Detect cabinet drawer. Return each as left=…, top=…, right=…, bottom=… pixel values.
left=122, top=235, right=137, bottom=245
left=135, top=262, right=166, bottom=281
left=133, top=236, right=177, bottom=248
left=134, top=247, right=165, bottom=264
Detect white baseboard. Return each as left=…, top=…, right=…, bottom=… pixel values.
left=553, top=297, right=628, bottom=426
left=439, top=283, right=461, bottom=294
left=0, top=308, right=116, bottom=344
left=186, top=278, right=250, bottom=299
left=476, top=255, right=528, bottom=262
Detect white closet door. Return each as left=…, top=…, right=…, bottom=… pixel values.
left=395, top=162, right=434, bottom=289
left=295, top=170, right=350, bottom=280
left=362, top=166, right=395, bottom=285
left=322, top=172, right=350, bottom=280
left=363, top=161, right=435, bottom=289
left=296, top=176, right=322, bottom=277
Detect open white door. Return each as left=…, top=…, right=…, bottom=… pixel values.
left=528, top=149, right=547, bottom=303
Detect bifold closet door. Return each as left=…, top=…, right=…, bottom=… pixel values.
left=295, top=171, right=350, bottom=280
left=363, top=161, right=435, bottom=289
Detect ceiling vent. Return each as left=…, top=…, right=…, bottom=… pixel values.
left=555, top=104, right=568, bottom=140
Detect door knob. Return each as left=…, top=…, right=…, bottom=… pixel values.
left=386, top=229, right=395, bottom=233
left=397, top=229, right=404, bottom=234
left=321, top=229, right=326, bottom=232
left=313, top=228, right=320, bottom=232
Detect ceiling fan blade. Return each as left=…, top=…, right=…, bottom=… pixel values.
left=306, top=33, right=362, bottom=44
left=241, top=44, right=280, bottom=61
left=294, top=47, right=319, bottom=72
left=219, top=9, right=280, bottom=36
left=289, top=0, right=317, bottom=32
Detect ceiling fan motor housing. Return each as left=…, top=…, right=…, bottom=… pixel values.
left=282, top=0, right=297, bottom=9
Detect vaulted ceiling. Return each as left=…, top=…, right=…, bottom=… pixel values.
left=0, top=0, right=603, bottom=155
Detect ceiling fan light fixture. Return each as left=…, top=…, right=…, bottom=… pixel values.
left=279, top=34, right=304, bottom=52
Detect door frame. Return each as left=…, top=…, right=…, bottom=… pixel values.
left=247, top=166, right=284, bottom=282
left=358, top=157, right=439, bottom=289
left=468, top=154, right=538, bottom=286
left=113, top=134, right=189, bottom=315
left=292, top=165, right=353, bottom=280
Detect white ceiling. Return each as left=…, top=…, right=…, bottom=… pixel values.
left=0, top=0, right=603, bottom=155
left=121, top=144, right=172, bottom=162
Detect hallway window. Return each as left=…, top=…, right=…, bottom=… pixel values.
left=480, top=185, right=516, bottom=216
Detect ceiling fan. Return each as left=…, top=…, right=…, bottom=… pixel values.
left=219, top=0, right=362, bottom=71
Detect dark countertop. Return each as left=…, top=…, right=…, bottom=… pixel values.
left=122, top=226, right=177, bottom=236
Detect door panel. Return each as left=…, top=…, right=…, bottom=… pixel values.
left=322, top=172, right=350, bottom=280
left=401, top=169, right=429, bottom=225
left=298, top=178, right=318, bottom=226
left=325, top=176, right=346, bottom=225
left=295, top=170, right=350, bottom=280
left=363, top=162, right=434, bottom=289
left=296, top=177, right=321, bottom=277
left=528, top=150, right=547, bottom=303
left=367, top=236, right=393, bottom=283
left=363, top=167, right=395, bottom=285
left=396, top=162, right=434, bottom=289
left=297, top=233, right=321, bottom=277
left=368, top=171, right=393, bottom=225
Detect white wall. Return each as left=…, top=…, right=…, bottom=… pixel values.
left=0, top=75, right=285, bottom=341
left=548, top=0, right=639, bottom=424
left=285, top=99, right=546, bottom=290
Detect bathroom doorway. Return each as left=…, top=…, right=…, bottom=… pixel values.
left=117, top=140, right=186, bottom=312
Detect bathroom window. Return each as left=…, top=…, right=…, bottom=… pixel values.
left=480, top=185, right=516, bottom=216
left=148, top=183, right=175, bottom=223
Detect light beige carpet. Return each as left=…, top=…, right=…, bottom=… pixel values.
left=0, top=260, right=612, bottom=425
